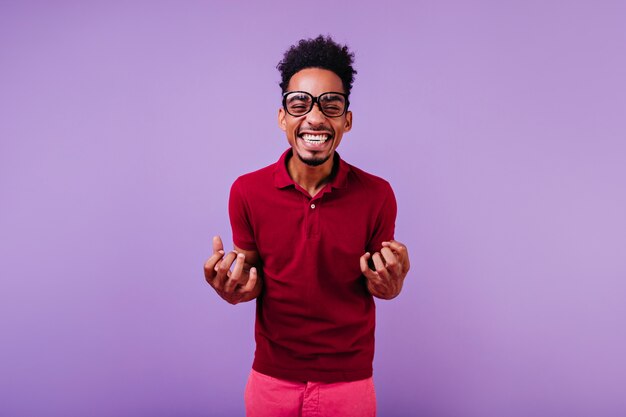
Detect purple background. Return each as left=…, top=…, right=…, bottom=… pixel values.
left=1, top=1, right=625, bottom=416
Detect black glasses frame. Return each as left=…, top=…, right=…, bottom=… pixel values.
left=282, top=91, right=350, bottom=118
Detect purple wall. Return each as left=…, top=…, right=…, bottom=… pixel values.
left=1, top=1, right=625, bottom=416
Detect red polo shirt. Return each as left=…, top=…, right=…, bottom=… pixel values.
left=229, top=149, right=396, bottom=382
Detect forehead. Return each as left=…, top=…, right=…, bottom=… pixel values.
left=287, top=68, right=344, bottom=95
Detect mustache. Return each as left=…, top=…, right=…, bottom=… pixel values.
left=298, top=126, right=333, bottom=134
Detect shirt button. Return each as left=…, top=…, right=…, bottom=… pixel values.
left=310, top=204, right=316, bottom=209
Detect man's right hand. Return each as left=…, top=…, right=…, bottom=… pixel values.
left=203, top=236, right=262, bottom=305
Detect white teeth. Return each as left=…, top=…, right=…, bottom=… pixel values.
left=301, top=133, right=329, bottom=143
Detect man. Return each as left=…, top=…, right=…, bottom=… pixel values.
left=204, top=35, right=410, bottom=417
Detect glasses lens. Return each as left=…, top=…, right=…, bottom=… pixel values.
left=319, top=93, right=346, bottom=117
left=285, top=92, right=313, bottom=116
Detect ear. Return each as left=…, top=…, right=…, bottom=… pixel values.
left=343, top=111, right=353, bottom=132
left=278, top=108, right=287, bottom=132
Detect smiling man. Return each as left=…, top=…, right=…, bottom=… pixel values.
left=204, top=35, right=410, bottom=417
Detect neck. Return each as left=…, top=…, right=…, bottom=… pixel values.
left=287, top=151, right=336, bottom=197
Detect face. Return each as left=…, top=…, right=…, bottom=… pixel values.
left=278, top=68, right=352, bottom=168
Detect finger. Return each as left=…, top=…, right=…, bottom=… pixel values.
left=360, top=253, right=379, bottom=281
left=224, top=253, right=245, bottom=294
left=239, top=266, right=258, bottom=293
left=372, top=252, right=391, bottom=281
left=215, top=251, right=237, bottom=291
left=361, top=252, right=382, bottom=288
left=382, top=240, right=410, bottom=271
left=382, top=240, right=407, bottom=254
left=204, top=251, right=225, bottom=283
left=204, top=251, right=225, bottom=271
left=380, top=247, right=402, bottom=277
left=212, top=235, right=224, bottom=254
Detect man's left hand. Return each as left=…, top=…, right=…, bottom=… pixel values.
left=360, top=240, right=410, bottom=300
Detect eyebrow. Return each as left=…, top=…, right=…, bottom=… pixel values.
left=287, top=94, right=311, bottom=102
left=320, top=94, right=344, bottom=101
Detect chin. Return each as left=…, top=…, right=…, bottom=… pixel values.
left=298, top=154, right=331, bottom=166
left=292, top=136, right=336, bottom=167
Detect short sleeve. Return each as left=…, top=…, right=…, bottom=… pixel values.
left=366, top=183, right=397, bottom=254
left=228, top=179, right=257, bottom=251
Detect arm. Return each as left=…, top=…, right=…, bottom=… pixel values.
left=359, top=184, right=409, bottom=300
left=204, top=235, right=263, bottom=305
left=360, top=240, right=410, bottom=300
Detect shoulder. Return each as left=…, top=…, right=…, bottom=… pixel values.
left=345, top=162, right=394, bottom=195
left=232, top=161, right=277, bottom=190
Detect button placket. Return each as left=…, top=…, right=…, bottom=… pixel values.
left=306, top=197, right=321, bottom=238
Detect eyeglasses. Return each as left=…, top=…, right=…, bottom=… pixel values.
left=282, top=91, right=350, bottom=118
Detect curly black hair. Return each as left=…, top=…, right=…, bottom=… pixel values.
left=277, top=35, right=357, bottom=96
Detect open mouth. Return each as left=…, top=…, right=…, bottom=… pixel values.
left=299, top=132, right=332, bottom=144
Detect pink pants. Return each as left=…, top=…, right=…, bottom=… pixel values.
left=244, top=369, right=377, bottom=417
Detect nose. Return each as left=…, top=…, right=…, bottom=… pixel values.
left=305, top=102, right=327, bottom=125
